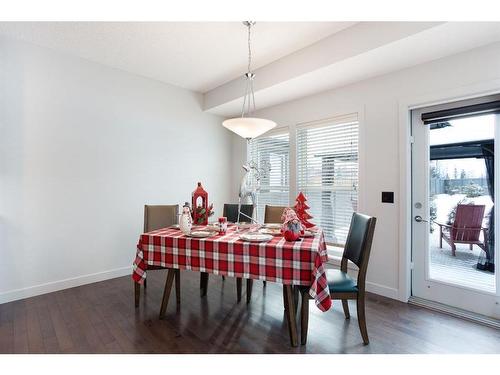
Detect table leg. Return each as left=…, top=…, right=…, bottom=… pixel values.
left=236, top=278, right=242, bottom=303
left=283, top=286, right=288, bottom=312
left=284, top=285, right=298, bottom=347
left=159, top=269, right=176, bottom=319
left=246, top=279, right=253, bottom=304
left=293, top=286, right=299, bottom=314
left=134, top=281, right=140, bottom=308
left=175, top=269, right=181, bottom=305
left=300, top=288, right=309, bottom=345
left=200, top=272, right=209, bottom=297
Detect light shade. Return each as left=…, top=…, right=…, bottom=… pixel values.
left=222, top=117, right=277, bottom=139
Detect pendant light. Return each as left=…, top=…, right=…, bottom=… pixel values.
left=222, top=21, right=277, bottom=140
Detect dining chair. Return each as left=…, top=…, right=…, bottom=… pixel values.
left=200, top=203, right=256, bottom=302
left=223, top=203, right=254, bottom=223
left=264, top=204, right=287, bottom=223
left=135, top=205, right=179, bottom=307
left=300, top=212, right=377, bottom=345
left=245, top=205, right=289, bottom=303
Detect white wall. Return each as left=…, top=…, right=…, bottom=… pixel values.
left=0, top=36, right=233, bottom=303
left=231, top=42, right=500, bottom=300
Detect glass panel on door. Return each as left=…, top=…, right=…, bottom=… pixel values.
left=428, top=114, right=495, bottom=293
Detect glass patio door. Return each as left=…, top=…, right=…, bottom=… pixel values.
left=411, top=98, right=500, bottom=320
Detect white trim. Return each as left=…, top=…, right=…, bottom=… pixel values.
left=409, top=296, right=500, bottom=329
left=0, top=266, right=132, bottom=305
left=398, top=78, right=500, bottom=303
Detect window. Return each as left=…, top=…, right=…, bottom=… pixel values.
left=249, top=132, right=290, bottom=220
left=296, top=114, right=359, bottom=246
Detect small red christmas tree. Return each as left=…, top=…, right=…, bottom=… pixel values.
left=293, top=192, right=315, bottom=228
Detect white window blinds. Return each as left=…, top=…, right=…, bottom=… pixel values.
left=296, top=114, right=359, bottom=246
left=249, top=132, right=290, bottom=221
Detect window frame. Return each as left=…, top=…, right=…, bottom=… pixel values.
left=249, top=109, right=365, bottom=257
left=249, top=127, right=292, bottom=220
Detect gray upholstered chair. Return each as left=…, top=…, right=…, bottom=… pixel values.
left=135, top=205, right=179, bottom=307
left=300, top=212, right=377, bottom=345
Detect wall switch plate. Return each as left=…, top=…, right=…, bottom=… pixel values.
left=382, top=191, right=394, bottom=203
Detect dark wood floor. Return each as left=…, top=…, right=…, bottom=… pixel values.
left=0, top=269, right=499, bottom=353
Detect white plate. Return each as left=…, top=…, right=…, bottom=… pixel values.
left=301, top=230, right=315, bottom=238
left=263, top=223, right=281, bottom=229
left=236, top=223, right=253, bottom=229
left=187, top=231, right=217, bottom=238
left=239, top=233, right=273, bottom=242
left=259, top=228, right=282, bottom=236
left=206, top=224, right=220, bottom=231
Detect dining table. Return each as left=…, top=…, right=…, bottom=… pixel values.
left=132, top=224, right=331, bottom=347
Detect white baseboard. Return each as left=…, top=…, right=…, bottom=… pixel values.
left=366, top=281, right=400, bottom=300
left=0, top=266, right=132, bottom=305
left=0, top=262, right=401, bottom=305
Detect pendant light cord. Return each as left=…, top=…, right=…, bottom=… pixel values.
left=241, top=21, right=256, bottom=118
left=247, top=22, right=252, bottom=74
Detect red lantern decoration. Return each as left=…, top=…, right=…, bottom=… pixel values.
left=192, top=182, right=209, bottom=225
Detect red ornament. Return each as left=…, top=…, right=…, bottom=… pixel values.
left=293, top=192, right=315, bottom=228
left=284, top=229, right=301, bottom=242
left=192, top=182, right=209, bottom=225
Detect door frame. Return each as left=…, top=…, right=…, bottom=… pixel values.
left=397, top=78, right=500, bottom=302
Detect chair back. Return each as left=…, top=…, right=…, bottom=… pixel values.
left=451, top=204, right=485, bottom=242
left=341, top=213, right=377, bottom=291
left=144, top=205, right=179, bottom=232
left=223, top=204, right=254, bottom=223
left=264, top=205, right=287, bottom=224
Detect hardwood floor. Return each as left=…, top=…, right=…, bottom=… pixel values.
left=0, top=269, right=499, bottom=353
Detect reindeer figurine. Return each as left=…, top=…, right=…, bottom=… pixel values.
left=237, top=160, right=270, bottom=224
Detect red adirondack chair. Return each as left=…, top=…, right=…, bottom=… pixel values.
left=436, top=204, right=489, bottom=257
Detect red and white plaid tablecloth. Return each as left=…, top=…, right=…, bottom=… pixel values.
left=132, top=225, right=332, bottom=312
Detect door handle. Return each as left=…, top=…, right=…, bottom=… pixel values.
left=414, top=215, right=429, bottom=223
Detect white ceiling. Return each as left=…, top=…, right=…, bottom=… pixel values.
left=2, top=22, right=500, bottom=117
left=0, top=22, right=356, bottom=92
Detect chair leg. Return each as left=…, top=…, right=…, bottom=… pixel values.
left=236, top=278, right=242, bottom=303
left=469, top=244, right=473, bottom=251
left=222, top=275, right=225, bottom=281
left=356, top=294, right=369, bottom=345
left=300, top=289, right=309, bottom=345
left=451, top=242, right=456, bottom=257
left=246, top=279, right=253, bottom=304
left=175, top=270, right=181, bottom=305
left=143, top=278, right=148, bottom=289
left=342, top=299, right=350, bottom=319
left=263, top=280, right=267, bottom=287
left=134, top=281, right=140, bottom=307
left=200, top=272, right=209, bottom=297
left=159, top=269, right=176, bottom=319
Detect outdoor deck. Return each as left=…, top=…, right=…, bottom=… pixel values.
left=429, top=230, right=495, bottom=293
